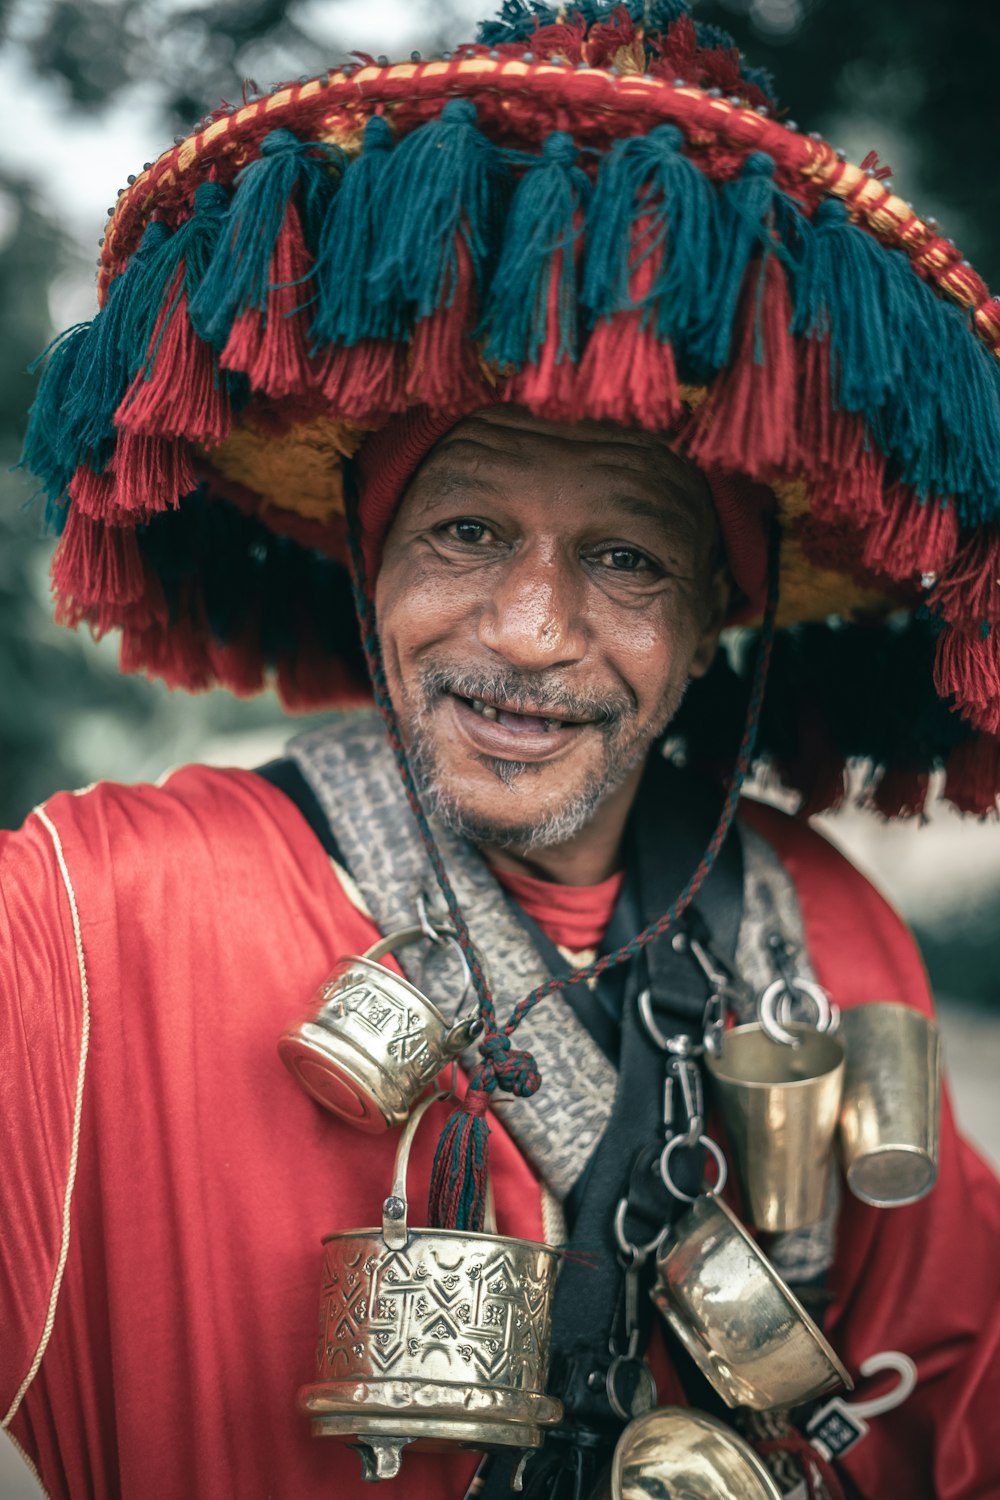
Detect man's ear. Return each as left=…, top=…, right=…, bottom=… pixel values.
left=689, top=562, right=732, bottom=680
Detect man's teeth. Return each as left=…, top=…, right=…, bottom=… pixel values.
left=466, top=697, right=564, bottom=731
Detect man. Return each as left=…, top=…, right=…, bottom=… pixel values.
left=4, top=3, right=1000, bottom=1498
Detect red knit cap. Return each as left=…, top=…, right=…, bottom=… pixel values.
left=356, top=404, right=772, bottom=615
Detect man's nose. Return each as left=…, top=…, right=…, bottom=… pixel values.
left=475, top=544, right=587, bottom=670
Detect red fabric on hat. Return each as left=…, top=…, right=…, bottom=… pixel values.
left=355, top=404, right=772, bottom=612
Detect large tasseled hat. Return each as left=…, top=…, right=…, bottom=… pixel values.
left=19, top=0, right=1000, bottom=816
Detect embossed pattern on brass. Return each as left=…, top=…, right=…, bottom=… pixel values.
left=650, top=1195, right=852, bottom=1411
left=299, top=1093, right=563, bottom=1480
left=278, top=927, right=479, bottom=1131
left=310, top=1228, right=561, bottom=1393
left=595, top=1407, right=783, bottom=1499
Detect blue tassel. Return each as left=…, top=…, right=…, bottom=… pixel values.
left=792, top=199, right=910, bottom=414
left=931, top=303, right=1000, bottom=526
left=309, top=116, right=400, bottom=349
left=478, top=0, right=578, bottom=43
left=125, top=181, right=231, bottom=365
left=582, top=124, right=718, bottom=364
left=18, top=324, right=92, bottom=520
left=481, top=131, right=591, bottom=371
left=366, top=99, right=512, bottom=322
left=480, top=1, right=688, bottom=45
left=871, top=276, right=956, bottom=505
left=56, top=220, right=171, bottom=469
left=189, top=128, right=344, bottom=351
left=687, top=151, right=802, bottom=376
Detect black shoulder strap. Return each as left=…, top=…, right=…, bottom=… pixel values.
left=255, top=757, right=346, bottom=866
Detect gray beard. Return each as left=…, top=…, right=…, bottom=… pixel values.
left=403, top=663, right=688, bottom=853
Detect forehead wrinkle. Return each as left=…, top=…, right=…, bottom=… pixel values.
left=408, top=464, right=510, bottom=511
left=423, top=432, right=539, bottom=473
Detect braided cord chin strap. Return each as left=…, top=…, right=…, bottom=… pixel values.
left=345, top=481, right=781, bottom=1230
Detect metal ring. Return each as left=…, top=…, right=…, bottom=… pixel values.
left=606, top=1355, right=658, bottom=1422
left=415, top=930, right=474, bottom=1013
left=658, top=1134, right=728, bottom=1204
left=778, top=984, right=840, bottom=1035
left=758, top=976, right=834, bottom=1047
left=612, top=1196, right=668, bottom=1265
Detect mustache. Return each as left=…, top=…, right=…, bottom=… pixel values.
left=418, top=662, right=635, bottom=729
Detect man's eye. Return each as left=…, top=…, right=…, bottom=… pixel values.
left=444, top=520, right=488, bottom=544
left=600, top=547, right=648, bottom=572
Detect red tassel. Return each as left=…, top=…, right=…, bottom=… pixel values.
left=52, top=510, right=146, bottom=623
left=776, top=713, right=848, bottom=815
left=871, top=768, right=931, bottom=820
left=929, top=528, right=1000, bottom=625
left=68, top=464, right=120, bottom=522
left=685, top=255, right=798, bottom=479
left=861, top=487, right=959, bottom=581
left=943, top=736, right=1000, bottom=816
left=319, top=337, right=409, bottom=425
left=934, top=623, right=1000, bottom=734
left=120, top=617, right=215, bottom=692
left=276, top=645, right=369, bottom=711
left=584, top=8, right=640, bottom=69
left=405, top=233, right=492, bottom=410
left=221, top=205, right=318, bottom=399
left=114, top=431, right=196, bottom=513
left=206, top=632, right=266, bottom=698
left=427, top=1088, right=492, bottom=1233
left=68, top=435, right=194, bottom=524
left=797, top=340, right=886, bottom=525
left=576, top=214, right=682, bottom=431
left=118, top=269, right=233, bottom=446
left=508, top=248, right=582, bottom=424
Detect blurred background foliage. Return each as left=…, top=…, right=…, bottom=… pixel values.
left=0, top=0, right=998, bottom=1007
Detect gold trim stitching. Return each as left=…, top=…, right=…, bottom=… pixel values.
left=1, top=806, right=92, bottom=1431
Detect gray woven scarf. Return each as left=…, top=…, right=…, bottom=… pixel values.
left=288, top=712, right=837, bottom=1280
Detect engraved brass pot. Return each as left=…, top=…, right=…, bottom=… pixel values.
left=299, top=1094, right=563, bottom=1481
left=592, top=1407, right=782, bottom=1500
left=278, top=926, right=481, bottom=1131
left=650, top=1194, right=851, bottom=1412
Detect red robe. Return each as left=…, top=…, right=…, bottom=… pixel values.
left=1, top=767, right=998, bottom=1498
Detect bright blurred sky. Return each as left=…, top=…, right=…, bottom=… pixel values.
left=0, top=0, right=488, bottom=323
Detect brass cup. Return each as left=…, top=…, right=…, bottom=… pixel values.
left=595, top=1407, right=782, bottom=1500
left=706, top=1022, right=845, bottom=1232
left=278, top=926, right=481, bottom=1132
left=650, top=1194, right=852, bottom=1412
left=299, top=1093, right=563, bottom=1481
left=838, top=1002, right=941, bottom=1207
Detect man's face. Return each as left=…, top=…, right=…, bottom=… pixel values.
left=374, top=409, right=729, bottom=854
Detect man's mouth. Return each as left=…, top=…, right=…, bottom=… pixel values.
left=461, top=695, right=584, bottom=734
left=447, top=691, right=596, bottom=759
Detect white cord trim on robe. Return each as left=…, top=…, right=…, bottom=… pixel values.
left=2, top=805, right=92, bottom=1430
